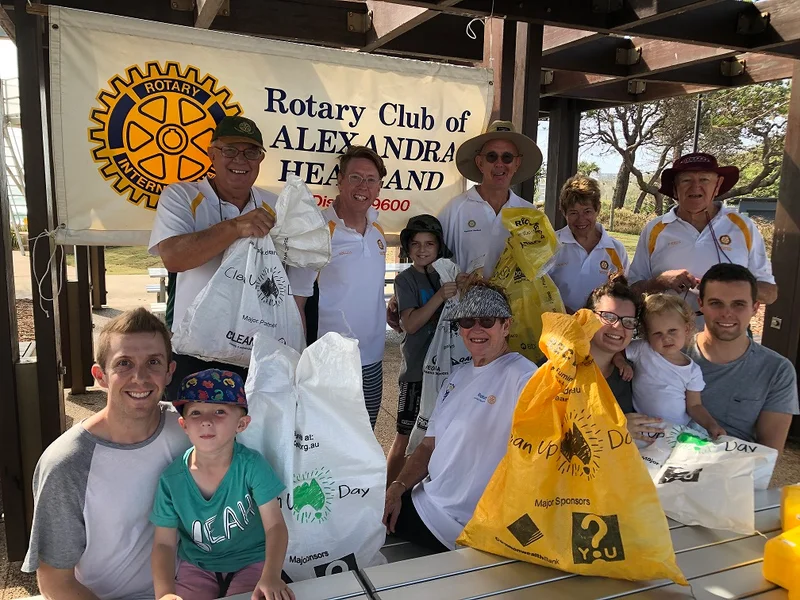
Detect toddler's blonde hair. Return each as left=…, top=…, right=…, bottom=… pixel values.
left=639, top=293, right=695, bottom=337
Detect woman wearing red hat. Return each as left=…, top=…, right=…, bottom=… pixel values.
left=628, top=152, right=776, bottom=327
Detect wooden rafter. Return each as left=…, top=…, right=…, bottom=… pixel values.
left=0, top=5, right=14, bottom=42
left=362, top=0, right=464, bottom=52
left=195, top=0, right=225, bottom=28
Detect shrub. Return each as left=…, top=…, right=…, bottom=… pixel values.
left=751, top=216, right=773, bottom=257
left=598, top=206, right=653, bottom=235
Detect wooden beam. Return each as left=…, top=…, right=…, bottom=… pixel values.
left=15, top=0, right=65, bottom=463
left=0, top=62, right=25, bottom=561
left=557, top=79, right=717, bottom=104
left=362, top=1, right=465, bottom=52
left=0, top=5, right=14, bottom=42
left=625, top=0, right=800, bottom=57
left=517, top=22, right=544, bottom=202
left=543, top=26, right=600, bottom=54
left=763, top=60, right=800, bottom=396
left=378, top=12, right=482, bottom=62
left=195, top=0, right=225, bottom=29
left=541, top=71, right=616, bottom=97
left=544, top=98, right=579, bottom=229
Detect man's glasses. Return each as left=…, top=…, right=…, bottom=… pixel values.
left=480, top=151, right=521, bottom=164
left=457, top=317, right=501, bottom=329
left=216, top=145, right=264, bottom=161
left=594, top=310, right=638, bottom=330
left=347, top=173, right=382, bottom=187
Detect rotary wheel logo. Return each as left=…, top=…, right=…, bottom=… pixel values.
left=89, top=61, right=242, bottom=210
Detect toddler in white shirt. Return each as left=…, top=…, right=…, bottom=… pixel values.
left=614, top=293, right=726, bottom=438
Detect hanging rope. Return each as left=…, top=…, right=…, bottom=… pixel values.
left=29, top=224, right=66, bottom=318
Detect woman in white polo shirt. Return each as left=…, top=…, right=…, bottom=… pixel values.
left=316, top=146, right=388, bottom=428
left=548, top=175, right=629, bottom=313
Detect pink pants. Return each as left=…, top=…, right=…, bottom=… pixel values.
left=175, top=559, right=265, bottom=599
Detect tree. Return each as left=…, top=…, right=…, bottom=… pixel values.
left=577, top=160, right=600, bottom=177
left=581, top=103, right=672, bottom=210
left=579, top=81, right=789, bottom=214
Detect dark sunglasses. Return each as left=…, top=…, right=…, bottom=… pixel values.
left=480, top=151, right=520, bottom=164
left=457, top=317, right=501, bottom=329
left=594, top=310, right=638, bottom=331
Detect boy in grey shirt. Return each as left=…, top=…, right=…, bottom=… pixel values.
left=22, top=309, right=188, bottom=599
left=686, top=264, right=798, bottom=451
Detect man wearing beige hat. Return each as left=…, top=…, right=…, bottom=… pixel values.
left=438, top=120, right=543, bottom=277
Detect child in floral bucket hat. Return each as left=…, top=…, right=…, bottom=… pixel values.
left=150, top=369, right=295, bottom=600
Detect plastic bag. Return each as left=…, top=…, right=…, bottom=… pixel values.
left=270, top=175, right=331, bottom=270
left=243, top=332, right=387, bottom=582
left=490, top=208, right=564, bottom=363
left=238, top=332, right=300, bottom=489
left=458, top=310, right=686, bottom=584
left=406, top=258, right=470, bottom=455
left=171, top=235, right=306, bottom=366
left=638, top=423, right=778, bottom=490
left=653, top=431, right=757, bottom=533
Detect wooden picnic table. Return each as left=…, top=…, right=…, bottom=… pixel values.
left=226, top=488, right=787, bottom=600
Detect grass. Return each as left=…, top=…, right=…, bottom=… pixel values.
left=608, top=231, right=640, bottom=259
left=63, top=233, right=644, bottom=276
left=66, top=246, right=163, bottom=275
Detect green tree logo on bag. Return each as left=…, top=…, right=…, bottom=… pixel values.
left=292, top=468, right=336, bottom=523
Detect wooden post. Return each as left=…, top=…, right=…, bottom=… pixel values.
left=516, top=22, right=544, bottom=202
left=544, top=98, right=580, bottom=230
left=16, top=0, right=65, bottom=445
left=762, top=64, right=800, bottom=437
left=0, top=73, right=27, bottom=561
left=89, top=246, right=107, bottom=308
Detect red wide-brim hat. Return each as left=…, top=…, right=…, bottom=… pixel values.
left=659, top=152, right=739, bottom=199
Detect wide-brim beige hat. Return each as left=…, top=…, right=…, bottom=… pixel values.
left=456, top=120, right=543, bottom=185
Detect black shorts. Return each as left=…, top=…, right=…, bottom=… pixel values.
left=397, top=381, right=423, bottom=435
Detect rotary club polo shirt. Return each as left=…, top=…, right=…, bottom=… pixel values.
left=549, top=224, right=629, bottom=312
left=629, top=204, right=774, bottom=324
left=317, top=205, right=387, bottom=366
left=438, top=186, right=530, bottom=277
left=149, top=177, right=316, bottom=332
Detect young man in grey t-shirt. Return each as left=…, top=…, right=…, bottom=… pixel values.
left=686, top=264, right=798, bottom=451
left=22, top=309, right=188, bottom=599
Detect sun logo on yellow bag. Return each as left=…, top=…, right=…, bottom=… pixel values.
left=558, top=410, right=603, bottom=480
left=89, top=61, right=242, bottom=210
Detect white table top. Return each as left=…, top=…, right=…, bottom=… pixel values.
left=361, top=488, right=784, bottom=600
left=223, top=488, right=787, bottom=600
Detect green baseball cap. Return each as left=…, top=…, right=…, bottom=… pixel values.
left=211, top=116, right=264, bottom=149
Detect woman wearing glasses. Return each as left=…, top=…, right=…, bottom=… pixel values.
left=585, top=275, right=664, bottom=443
left=315, top=145, right=389, bottom=429
left=383, top=281, right=536, bottom=551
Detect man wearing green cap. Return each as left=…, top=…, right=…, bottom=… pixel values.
left=149, top=116, right=315, bottom=399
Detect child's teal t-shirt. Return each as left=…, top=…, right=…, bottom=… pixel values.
left=150, top=441, right=285, bottom=572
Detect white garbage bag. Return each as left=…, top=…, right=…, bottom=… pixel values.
left=171, top=235, right=306, bottom=366
left=238, top=332, right=300, bottom=488
left=638, top=423, right=778, bottom=489
left=406, top=258, right=470, bottom=454
left=652, top=430, right=758, bottom=533
left=243, top=332, right=387, bottom=582
left=271, top=175, right=331, bottom=270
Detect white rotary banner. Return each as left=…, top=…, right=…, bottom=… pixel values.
left=47, top=7, right=492, bottom=245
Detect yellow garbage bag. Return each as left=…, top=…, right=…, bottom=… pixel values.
left=457, top=310, right=687, bottom=584
left=490, top=208, right=564, bottom=363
